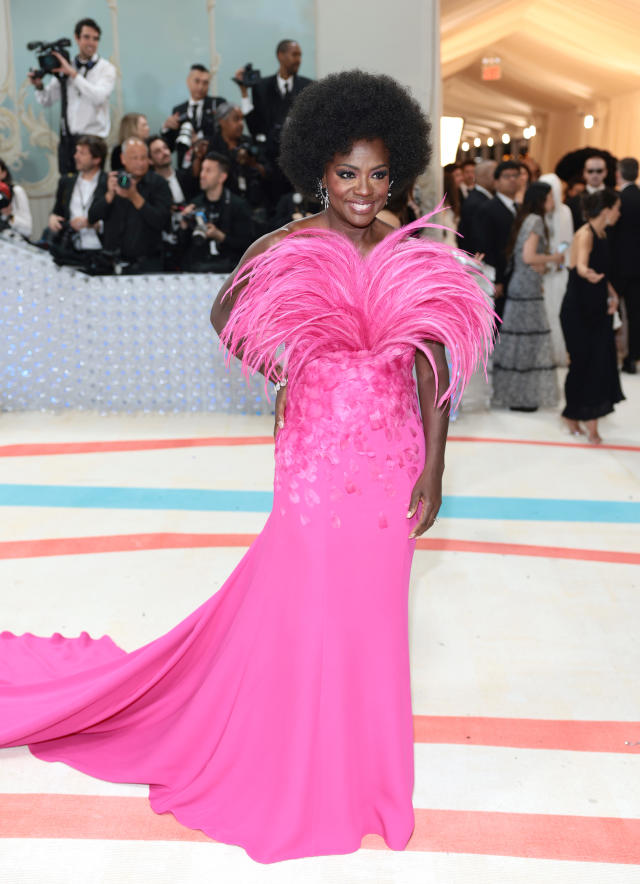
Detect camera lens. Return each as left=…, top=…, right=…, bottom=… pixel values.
left=117, top=172, right=131, bottom=189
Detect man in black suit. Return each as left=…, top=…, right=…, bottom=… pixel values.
left=612, top=157, right=640, bottom=373
left=458, top=159, right=496, bottom=255
left=566, top=154, right=607, bottom=232
left=234, top=40, right=313, bottom=202
left=89, top=137, right=172, bottom=273
left=475, top=160, right=520, bottom=318
left=46, top=134, right=108, bottom=266
left=162, top=64, right=227, bottom=168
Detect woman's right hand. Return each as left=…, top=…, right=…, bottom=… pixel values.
left=274, top=386, right=287, bottom=438
left=585, top=268, right=605, bottom=284
left=549, top=252, right=565, bottom=266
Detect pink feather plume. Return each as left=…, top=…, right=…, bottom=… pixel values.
left=220, top=203, right=497, bottom=405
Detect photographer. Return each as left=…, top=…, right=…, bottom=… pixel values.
left=178, top=152, right=253, bottom=273
left=162, top=64, right=227, bottom=169
left=45, top=134, right=107, bottom=267
left=234, top=40, right=312, bottom=202
left=89, top=137, right=172, bottom=274
left=28, top=18, right=116, bottom=174
left=208, top=103, right=269, bottom=216
left=148, top=134, right=200, bottom=271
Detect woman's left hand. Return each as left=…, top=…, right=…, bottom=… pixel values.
left=273, top=385, right=287, bottom=438
left=407, top=469, right=443, bottom=538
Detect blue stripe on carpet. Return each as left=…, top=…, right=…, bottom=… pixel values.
left=0, top=485, right=638, bottom=522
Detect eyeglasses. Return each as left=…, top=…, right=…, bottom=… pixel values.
left=585, top=167, right=606, bottom=174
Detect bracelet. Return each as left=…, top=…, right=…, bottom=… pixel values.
left=273, top=376, right=288, bottom=394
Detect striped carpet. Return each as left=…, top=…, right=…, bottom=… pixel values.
left=0, top=401, right=638, bottom=883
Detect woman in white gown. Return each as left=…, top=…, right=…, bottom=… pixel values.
left=539, top=172, right=573, bottom=366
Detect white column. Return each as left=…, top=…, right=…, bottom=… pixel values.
left=314, top=0, right=441, bottom=210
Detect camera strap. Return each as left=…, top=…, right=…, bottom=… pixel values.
left=59, top=75, right=70, bottom=138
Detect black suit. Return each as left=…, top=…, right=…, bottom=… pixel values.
left=89, top=170, right=172, bottom=272
left=245, top=73, right=313, bottom=202
left=52, top=171, right=108, bottom=222
left=163, top=95, right=227, bottom=166
left=458, top=188, right=490, bottom=255
left=475, top=196, right=517, bottom=317
left=566, top=193, right=585, bottom=232
left=611, top=183, right=640, bottom=360
left=245, top=74, right=312, bottom=141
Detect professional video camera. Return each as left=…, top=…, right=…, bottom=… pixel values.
left=27, top=38, right=72, bottom=79
left=232, top=63, right=261, bottom=88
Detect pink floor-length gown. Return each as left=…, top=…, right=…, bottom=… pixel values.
left=0, top=213, right=494, bottom=863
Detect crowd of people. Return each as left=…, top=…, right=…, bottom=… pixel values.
left=1, top=17, right=319, bottom=275
left=0, top=16, right=637, bottom=440
left=442, top=152, right=637, bottom=442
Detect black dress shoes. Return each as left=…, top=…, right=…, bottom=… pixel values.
left=621, top=357, right=637, bottom=374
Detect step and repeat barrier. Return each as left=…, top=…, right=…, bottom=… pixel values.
left=0, top=234, right=269, bottom=414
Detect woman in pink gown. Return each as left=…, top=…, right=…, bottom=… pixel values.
left=0, top=71, right=494, bottom=863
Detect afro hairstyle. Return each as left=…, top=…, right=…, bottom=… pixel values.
left=279, top=69, right=432, bottom=198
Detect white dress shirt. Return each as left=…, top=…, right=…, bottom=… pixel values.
left=35, top=55, right=116, bottom=137
left=166, top=172, right=186, bottom=204
left=8, top=185, right=32, bottom=238
left=188, top=99, right=204, bottom=133
left=69, top=173, right=101, bottom=249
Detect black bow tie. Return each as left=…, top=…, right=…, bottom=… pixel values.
left=75, top=56, right=96, bottom=72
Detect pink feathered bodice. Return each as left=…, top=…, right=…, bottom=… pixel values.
left=221, top=210, right=496, bottom=406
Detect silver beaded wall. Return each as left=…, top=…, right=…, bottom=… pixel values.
left=0, top=234, right=270, bottom=414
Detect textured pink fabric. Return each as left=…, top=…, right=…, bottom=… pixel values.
left=0, top=220, right=494, bottom=863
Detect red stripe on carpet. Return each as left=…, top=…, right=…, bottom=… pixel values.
left=2, top=795, right=639, bottom=863
left=0, top=437, right=274, bottom=457
left=1, top=435, right=637, bottom=457
left=447, top=435, right=640, bottom=452
left=0, top=533, right=637, bottom=566
left=414, top=537, right=640, bottom=564
left=412, top=716, right=640, bottom=753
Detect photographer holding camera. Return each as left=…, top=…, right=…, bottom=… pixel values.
left=162, top=64, right=227, bottom=170
left=28, top=18, right=116, bottom=174
left=208, top=104, right=269, bottom=216
left=178, top=152, right=253, bottom=273
left=89, top=137, right=172, bottom=274
left=45, top=134, right=107, bottom=267
left=234, top=40, right=312, bottom=203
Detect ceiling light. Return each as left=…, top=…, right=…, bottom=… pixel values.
left=487, top=136, right=494, bottom=147
left=529, top=124, right=536, bottom=137
left=473, top=137, right=481, bottom=148
left=461, top=141, right=470, bottom=152
left=501, top=133, right=510, bottom=144
left=584, top=114, right=594, bottom=130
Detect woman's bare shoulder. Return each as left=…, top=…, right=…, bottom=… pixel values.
left=241, top=214, right=327, bottom=262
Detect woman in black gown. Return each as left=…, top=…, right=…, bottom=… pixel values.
left=560, top=188, right=624, bottom=444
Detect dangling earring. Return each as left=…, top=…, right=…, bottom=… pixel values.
left=316, top=178, right=329, bottom=211
left=386, top=179, right=394, bottom=206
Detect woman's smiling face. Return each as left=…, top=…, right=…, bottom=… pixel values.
left=323, top=138, right=390, bottom=228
